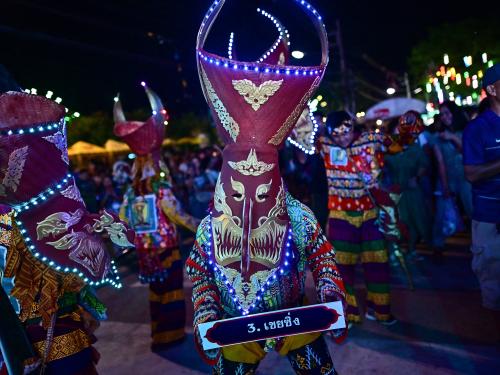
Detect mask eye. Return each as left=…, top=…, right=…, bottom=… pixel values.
left=230, top=177, right=245, bottom=202
left=256, top=180, right=272, bottom=203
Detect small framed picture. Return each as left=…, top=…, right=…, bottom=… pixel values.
left=128, top=194, right=158, bottom=234
left=330, top=146, right=348, bottom=166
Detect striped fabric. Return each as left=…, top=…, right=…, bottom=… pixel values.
left=149, top=246, right=186, bottom=345
left=328, top=211, right=391, bottom=322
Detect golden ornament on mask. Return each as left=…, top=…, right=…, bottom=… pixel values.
left=232, top=79, right=283, bottom=111
left=228, top=149, right=275, bottom=176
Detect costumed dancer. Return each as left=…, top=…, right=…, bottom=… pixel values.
left=114, top=84, right=200, bottom=349
left=320, top=111, right=397, bottom=326
left=0, top=91, right=134, bottom=374
left=186, top=2, right=346, bottom=373
left=384, top=111, right=430, bottom=261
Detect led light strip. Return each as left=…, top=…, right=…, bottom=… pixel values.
left=206, top=214, right=293, bottom=316
left=198, top=52, right=322, bottom=76
left=0, top=118, right=64, bottom=136
left=13, top=174, right=73, bottom=213
left=256, top=8, right=290, bottom=63
left=296, top=0, right=323, bottom=21
left=287, top=103, right=320, bottom=155
left=227, top=32, right=234, bottom=59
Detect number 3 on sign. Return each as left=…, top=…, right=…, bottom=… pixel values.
left=247, top=323, right=256, bottom=333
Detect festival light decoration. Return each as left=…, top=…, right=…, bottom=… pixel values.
left=415, top=53, right=495, bottom=111
left=24, top=87, right=80, bottom=122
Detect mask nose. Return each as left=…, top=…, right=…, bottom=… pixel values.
left=240, top=197, right=253, bottom=278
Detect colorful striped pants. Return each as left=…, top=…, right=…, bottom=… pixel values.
left=328, top=209, right=391, bottom=322
left=149, top=247, right=186, bottom=345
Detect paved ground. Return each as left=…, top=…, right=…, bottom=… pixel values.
left=95, top=233, right=500, bottom=374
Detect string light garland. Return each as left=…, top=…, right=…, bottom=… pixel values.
left=198, top=52, right=322, bottom=76
left=0, top=118, right=65, bottom=137
left=287, top=102, right=319, bottom=155
left=227, top=32, right=234, bottom=59
left=256, top=8, right=290, bottom=63
left=23, top=88, right=80, bottom=122
left=199, top=0, right=326, bottom=64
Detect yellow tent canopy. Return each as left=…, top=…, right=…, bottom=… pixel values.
left=162, top=135, right=203, bottom=146
left=68, top=141, right=107, bottom=156
left=104, top=139, right=130, bottom=153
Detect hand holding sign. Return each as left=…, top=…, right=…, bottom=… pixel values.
left=198, top=302, right=345, bottom=350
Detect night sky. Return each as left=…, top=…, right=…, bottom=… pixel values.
left=0, top=0, right=471, bottom=115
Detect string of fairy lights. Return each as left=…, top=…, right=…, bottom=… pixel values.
left=23, top=87, right=80, bottom=123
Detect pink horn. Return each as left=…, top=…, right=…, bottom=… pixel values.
left=113, top=93, right=126, bottom=123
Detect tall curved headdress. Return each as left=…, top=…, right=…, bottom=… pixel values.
left=196, top=0, right=329, bottom=316
left=113, top=83, right=169, bottom=179
left=113, top=82, right=167, bottom=158
left=0, top=92, right=134, bottom=287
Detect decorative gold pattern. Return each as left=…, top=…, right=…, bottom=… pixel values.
left=42, top=131, right=69, bottom=165
left=5, top=224, right=84, bottom=328
left=228, top=149, right=275, bottom=176
left=232, top=79, right=283, bottom=111
left=360, top=250, right=389, bottom=264
left=0, top=213, right=12, bottom=246
left=219, top=265, right=276, bottom=311
left=201, top=66, right=239, bottom=141
left=334, top=251, right=358, bottom=265
left=212, top=215, right=243, bottom=266
left=346, top=292, right=358, bottom=307
left=268, top=76, right=321, bottom=145
left=152, top=328, right=185, bottom=345
left=328, top=209, right=378, bottom=228
left=366, top=291, right=390, bottom=305
left=36, top=209, right=85, bottom=240
left=60, top=180, right=85, bottom=205
left=47, top=230, right=106, bottom=277
left=255, top=181, right=272, bottom=203
left=33, top=329, right=91, bottom=362
left=1, top=146, right=28, bottom=195
left=92, top=211, right=134, bottom=248
left=149, top=289, right=184, bottom=304
left=230, top=177, right=245, bottom=201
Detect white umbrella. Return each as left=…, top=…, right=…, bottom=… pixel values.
left=365, top=97, right=426, bottom=120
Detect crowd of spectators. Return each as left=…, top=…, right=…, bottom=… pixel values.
left=71, top=98, right=489, bottom=263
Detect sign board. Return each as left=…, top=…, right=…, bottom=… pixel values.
left=198, top=301, right=345, bottom=350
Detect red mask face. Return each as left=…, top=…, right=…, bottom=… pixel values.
left=212, top=145, right=288, bottom=281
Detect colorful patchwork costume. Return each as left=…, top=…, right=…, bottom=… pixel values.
left=0, top=92, right=134, bottom=374
left=186, top=1, right=346, bottom=373
left=321, top=130, right=393, bottom=323
left=115, top=84, right=199, bottom=347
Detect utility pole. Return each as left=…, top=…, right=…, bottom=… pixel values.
left=404, top=72, right=412, bottom=98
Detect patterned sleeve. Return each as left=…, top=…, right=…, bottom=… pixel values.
left=288, top=197, right=346, bottom=305
left=159, top=188, right=200, bottom=233
left=304, top=214, right=346, bottom=305
left=185, top=216, right=221, bottom=365
left=300, top=205, right=348, bottom=342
